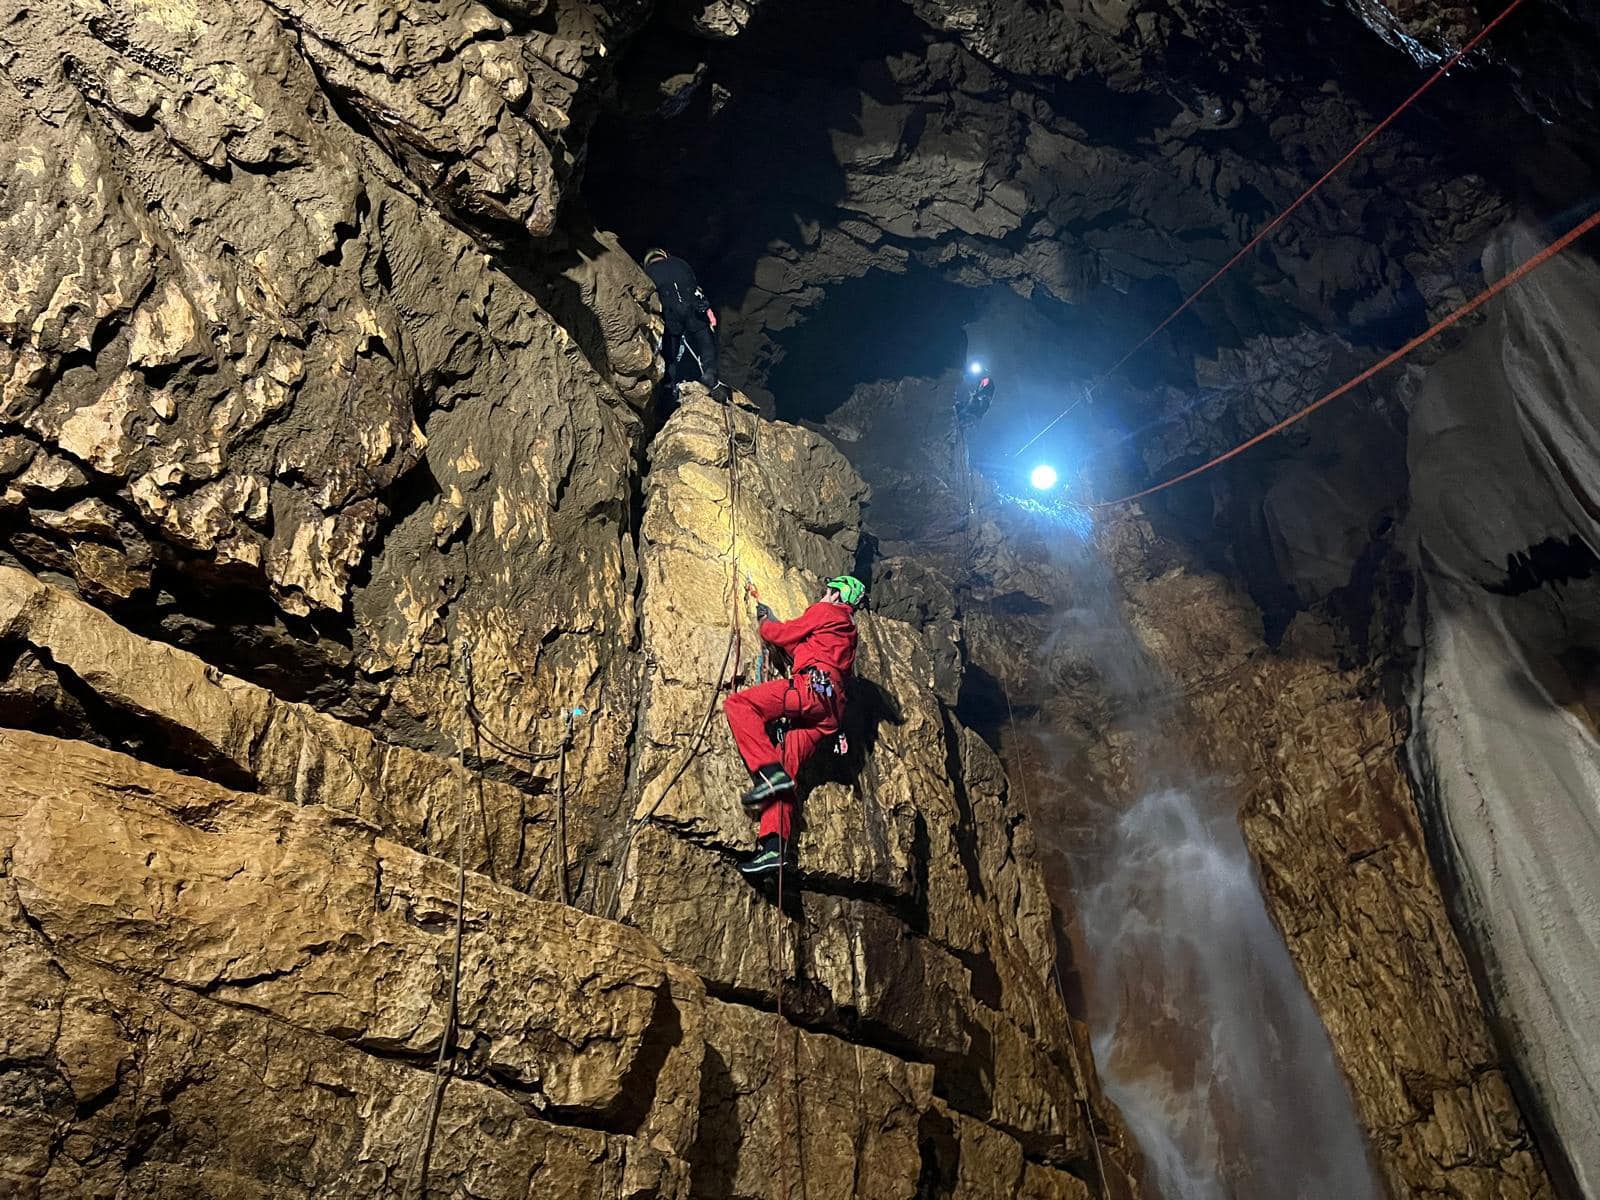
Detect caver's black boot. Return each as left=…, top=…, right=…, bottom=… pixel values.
left=740, top=765, right=795, bottom=816
left=738, top=834, right=785, bottom=877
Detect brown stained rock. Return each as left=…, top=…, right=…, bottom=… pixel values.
left=1344, top=0, right=1484, bottom=59
left=340, top=182, right=648, bottom=876
left=922, top=1104, right=1097, bottom=1200
left=691, top=998, right=933, bottom=1200
left=620, top=397, right=1094, bottom=1167
left=660, top=0, right=763, bottom=39
left=0, top=931, right=687, bottom=1200
left=265, top=0, right=561, bottom=238
left=619, top=824, right=974, bottom=1062
left=0, top=728, right=703, bottom=1148
left=0, top=564, right=553, bottom=894
left=1090, top=512, right=1556, bottom=1199
left=629, top=395, right=865, bottom=849
left=1, top=35, right=421, bottom=617
left=0, top=723, right=1091, bottom=1198
left=0, top=0, right=657, bottom=825
left=1019, top=1163, right=1096, bottom=1200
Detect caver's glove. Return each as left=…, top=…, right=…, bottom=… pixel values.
left=755, top=602, right=775, bottom=624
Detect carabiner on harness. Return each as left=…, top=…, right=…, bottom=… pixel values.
left=804, top=666, right=835, bottom=700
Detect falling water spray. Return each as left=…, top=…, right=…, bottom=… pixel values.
left=1036, top=527, right=1381, bottom=1199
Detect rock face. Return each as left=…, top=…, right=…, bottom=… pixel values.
left=0, top=0, right=658, bottom=825
left=4, top=0, right=1597, bottom=1196
left=1405, top=229, right=1600, bottom=1197
left=842, top=408, right=1560, bottom=1200
left=0, top=727, right=706, bottom=1198
left=584, top=0, right=1600, bottom=431
left=1, top=1, right=1131, bottom=1193
left=619, top=396, right=1122, bottom=1187
left=0, top=394, right=1116, bottom=1198
left=1086, top=516, right=1554, bottom=1200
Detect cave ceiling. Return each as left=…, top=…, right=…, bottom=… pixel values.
left=584, top=0, right=1600, bottom=509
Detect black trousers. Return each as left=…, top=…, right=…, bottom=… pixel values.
left=665, top=318, right=719, bottom=388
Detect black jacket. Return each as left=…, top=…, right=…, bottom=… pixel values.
left=645, top=255, right=711, bottom=330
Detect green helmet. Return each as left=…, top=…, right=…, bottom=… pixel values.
left=826, top=574, right=866, bottom=607
left=643, top=247, right=669, bottom=265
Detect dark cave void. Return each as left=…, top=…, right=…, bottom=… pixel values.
left=765, top=267, right=979, bottom=423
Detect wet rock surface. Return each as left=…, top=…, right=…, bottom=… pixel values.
left=1405, top=230, right=1600, bottom=1198
left=839, top=413, right=1562, bottom=1197
left=1089, top=515, right=1554, bottom=1200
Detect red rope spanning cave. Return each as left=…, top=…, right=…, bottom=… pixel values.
left=1096, top=206, right=1600, bottom=507
left=1013, top=0, right=1533, bottom=459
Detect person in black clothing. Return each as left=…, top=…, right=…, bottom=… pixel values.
left=643, top=248, right=724, bottom=397
left=954, top=369, right=994, bottom=427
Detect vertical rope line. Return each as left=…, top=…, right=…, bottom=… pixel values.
left=556, top=713, right=572, bottom=905
left=408, top=690, right=475, bottom=1198
left=774, top=839, right=793, bottom=1200
left=728, top=394, right=794, bottom=1200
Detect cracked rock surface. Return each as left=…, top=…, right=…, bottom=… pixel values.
left=4, top=0, right=1598, bottom=1195
left=0, top=391, right=1122, bottom=1198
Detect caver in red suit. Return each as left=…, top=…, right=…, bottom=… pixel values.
left=723, top=576, right=863, bottom=876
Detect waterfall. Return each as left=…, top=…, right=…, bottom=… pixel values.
left=1078, top=788, right=1381, bottom=1199
left=1040, top=530, right=1381, bottom=1199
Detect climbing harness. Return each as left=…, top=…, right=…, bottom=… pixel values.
left=802, top=664, right=836, bottom=701
left=1097, top=205, right=1600, bottom=506
left=1013, top=0, right=1533, bottom=459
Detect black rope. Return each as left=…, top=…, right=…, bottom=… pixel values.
left=406, top=667, right=477, bottom=1199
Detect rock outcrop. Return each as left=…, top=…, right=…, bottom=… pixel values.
left=1086, top=515, right=1554, bottom=1200
left=5, top=0, right=1598, bottom=1195
left=0, top=392, right=1121, bottom=1198
left=0, top=0, right=658, bottom=808
left=1405, top=227, right=1600, bottom=1197
left=1, top=1, right=1137, bottom=1192
left=619, top=396, right=1123, bottom=1188
left=840, top=419, right=1559, bottom=1199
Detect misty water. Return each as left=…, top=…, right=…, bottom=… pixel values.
left=1041, top=527, right=1381, bottom=1199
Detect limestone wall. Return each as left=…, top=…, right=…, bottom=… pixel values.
left=0, top=396, right=1116, bottom=1198
left=1405, top=229, right=1600, bottom=1197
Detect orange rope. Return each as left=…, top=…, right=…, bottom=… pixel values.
left=1096, top=207, right=1600, bottom=506
left=1014, top=0, right=1532, bottom=458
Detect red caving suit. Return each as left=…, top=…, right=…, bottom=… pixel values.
left=723, top=599, right=858, bottom=840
